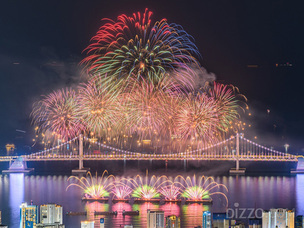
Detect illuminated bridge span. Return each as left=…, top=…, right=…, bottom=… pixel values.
left=0, top=134, right=302, bottom=173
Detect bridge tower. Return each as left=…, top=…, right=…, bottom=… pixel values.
left=72, top=134, right=89, bottom=174
left=79, top=134, right=84, bottom=170
left=236, top=133, right=240, bottom=170
left=229, top=133, right=246, bottom=175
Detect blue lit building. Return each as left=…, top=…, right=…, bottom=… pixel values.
left=20, top=203, right=38, bottom=228
left=202, top=211, right=212, bottom=228
left=296, top=216, right=304, bottom=228
left=248, top=218, right=262, bottom=228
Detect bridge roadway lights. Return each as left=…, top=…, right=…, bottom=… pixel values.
left=72, top=167, right=90, bottom=175
left=290, top=170, right=304, bottom=174
left=229, top=168, right=246, bottom=175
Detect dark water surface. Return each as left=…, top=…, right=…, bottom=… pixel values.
left=0, top=172, right=303, bottom=228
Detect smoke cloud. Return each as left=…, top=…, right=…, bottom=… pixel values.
left=190, top=65, right=217, bottom=91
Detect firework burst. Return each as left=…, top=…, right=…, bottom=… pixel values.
left=31, top=9, right=245, bottom=152
left=120, top=79, right=176, bottom=138
left=31, top=88, right=85, bottom=140
left=174, top=93, right=218, bottom=142
left=209, top=82, right=245, bottom=133
left=77, top=78, right=120, bottom=136
left=82, top=8, right=200, bottom=93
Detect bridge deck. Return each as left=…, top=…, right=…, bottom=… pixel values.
left=0, top=155, right=298, bottom=162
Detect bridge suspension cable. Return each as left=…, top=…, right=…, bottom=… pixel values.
left=2, top=133, right=296, bottom=162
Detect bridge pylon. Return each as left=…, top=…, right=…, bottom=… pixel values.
left=72, top=134, right=89, bottom=175
left=229, top=133, right=246, bottom=175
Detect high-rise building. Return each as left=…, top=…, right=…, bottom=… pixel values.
left=166, top=215, right=180, bottom=228
left=40, top=204, right=63, bottom=224
left=147, top=210, right=165, bottom=228
left=230, top=222, right=245, bottom=228
left=81, top=221, right=95, bottom=228
left=296, top=216, right=304, bottom=228
left=0, top=210, right=8, bottom=228
left=262, top=211, right=271, bottom=228
left=20, top=202, right=39, bottom=228
left=248, top=218, right=262, bottom=228
left=262, top=209, right=294, bottom=228
left=212, top=213, right=229, bottom=228
left=287, top=210, right=295, bottom=228
left=202, top=211, right=211, bottom=228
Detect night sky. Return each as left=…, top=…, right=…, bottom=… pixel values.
left=0, top=0, right=303, bottom=154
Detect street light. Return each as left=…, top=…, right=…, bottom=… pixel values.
left=284, top=144, right=290, bottom=153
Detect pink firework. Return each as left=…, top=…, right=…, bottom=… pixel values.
left=174, top=93, right=218, bottom=142
left=120, top=79, right=174, bottom=138
left=77, top=78, right=120, bottom=136
left=209, top=82, right=244, bottom=132
left=31, top=88, right=85, bottom=140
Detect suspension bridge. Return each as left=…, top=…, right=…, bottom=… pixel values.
left=1, top=134, right=303, bottom=174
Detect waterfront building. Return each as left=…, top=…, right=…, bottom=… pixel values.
left=147, top=210, right=165, bottom=228
left=5, top=143, right=15, bottom=155
left=40, top=204, right=63, bottom=224
left=287, top=210, right=295, bottom=228
left=0, top=211, right=8, bottom=228
left=230, top=222, right=245, bottom=228
left=262, top=211, right=271, bottom=228
left=81, top=221, right=94, bottom=228
left=202, top=211, right=211, bottom=228
left=166, top=215, right=180, bottom=228
left=20, top=202, right=39, bottom=228
left=296, top=216, right=304, bottom=228
left=100, top=218, right=105, bottom=228
left=248, top=218, right=262, bottom=228
left=262, top=209, right=294, bottom=228
left=212, top=213, right=229, bottom=228
left=36, top=224, right=65, bottom=228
